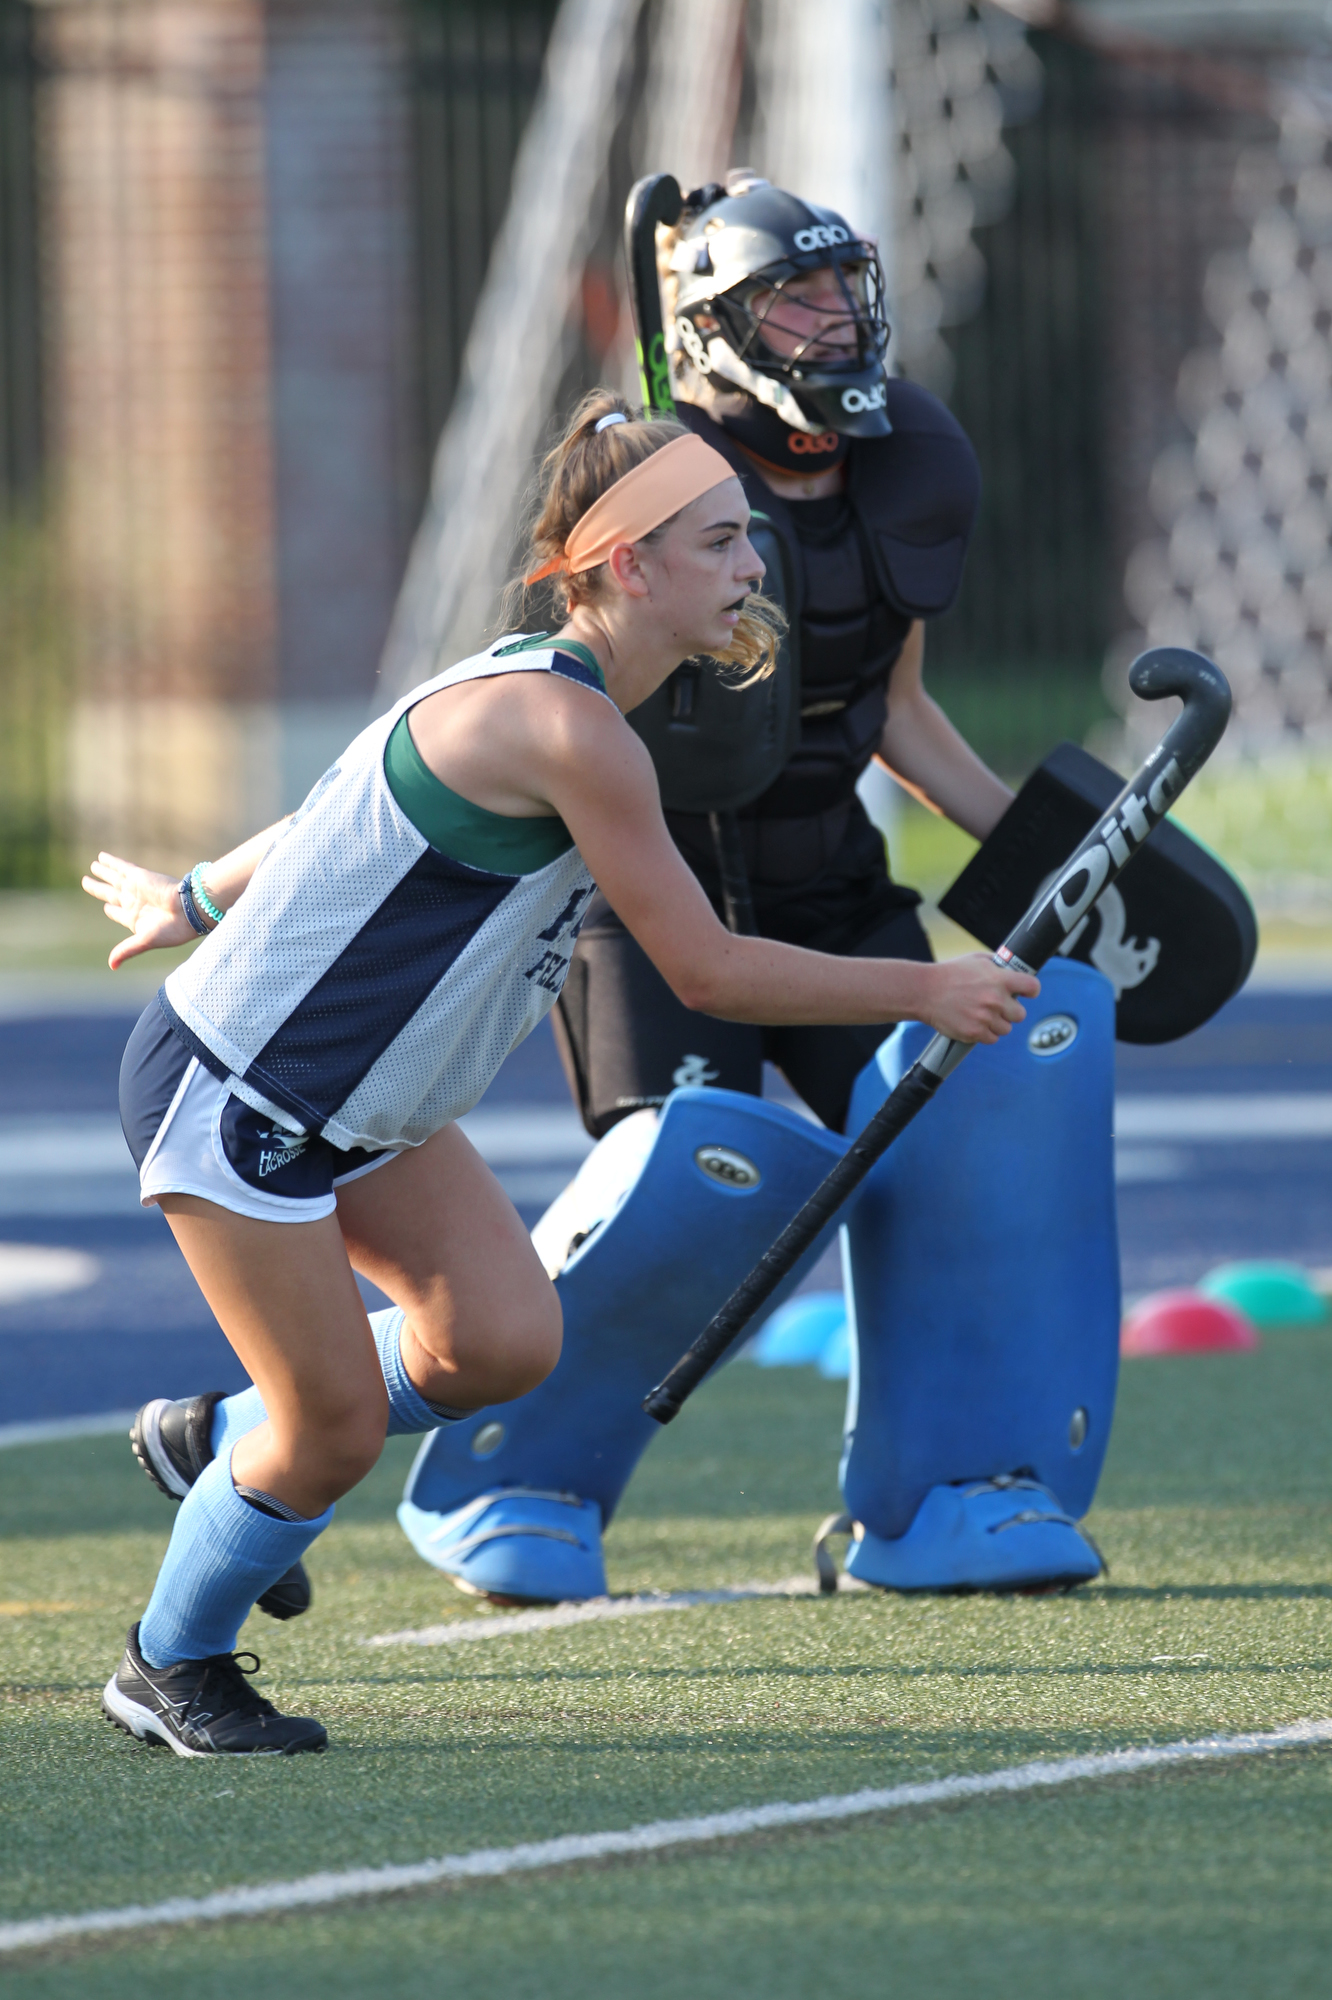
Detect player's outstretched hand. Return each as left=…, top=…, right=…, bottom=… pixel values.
left=82, top=852, right=195, bottom=969
left=920, top=953, right=1039, bottom=1045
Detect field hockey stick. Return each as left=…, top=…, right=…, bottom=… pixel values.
left=643, top=645, right=1232, bottom=1424
left=625, top=173, right=682, bottom=417
left=624, top=172, right=759, bottom=934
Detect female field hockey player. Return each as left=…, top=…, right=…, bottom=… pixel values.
left=86, top=392, right=1037, bottom=1757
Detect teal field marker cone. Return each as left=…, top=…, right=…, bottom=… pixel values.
left=1200, top=1261, right=1327, bottom=1330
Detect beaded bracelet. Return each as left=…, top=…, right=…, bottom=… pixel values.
left=178, top=874, right=211, bottom=936
left=190, top=863, right=226, bottom=926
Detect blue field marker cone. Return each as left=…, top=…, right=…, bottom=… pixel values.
left=751, top=1292, right=847, bottom=1369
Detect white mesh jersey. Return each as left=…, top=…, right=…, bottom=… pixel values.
left=161, top=640, right=607, bottom=1151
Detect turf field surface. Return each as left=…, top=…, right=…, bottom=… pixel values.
left=2, top=1330, right=1331, bottom=1997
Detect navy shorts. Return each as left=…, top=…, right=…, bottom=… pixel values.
left=120, top=1000, right=397, bottom=1222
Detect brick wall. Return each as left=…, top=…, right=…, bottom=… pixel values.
left=38, top=0, right=414, bottom=865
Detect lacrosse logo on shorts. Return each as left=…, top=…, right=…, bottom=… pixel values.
left=218, top=1094, right=383, bottom=1200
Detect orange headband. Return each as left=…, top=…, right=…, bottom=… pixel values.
left=525, top=432, right=736, bottom=584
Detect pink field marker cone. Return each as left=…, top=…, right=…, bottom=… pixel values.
left=1121, top=1288, right=1259, bottom=1357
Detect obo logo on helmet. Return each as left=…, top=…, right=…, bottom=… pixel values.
left=793, top=224, right=850, bottom=252
left=842, top=382, right=887, bottom=415
left=677, top=317, right=710, bottom=372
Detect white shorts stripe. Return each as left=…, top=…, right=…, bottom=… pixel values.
left=139, top=1062, right=398, bottom=1224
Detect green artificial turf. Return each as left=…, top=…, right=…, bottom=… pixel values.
left=2, top=1334, right=1330, bottom=1996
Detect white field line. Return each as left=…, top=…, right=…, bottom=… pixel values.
left=0, top=1244, right=101, bottom=1307
left=0, top=1118, right=136, bottom=1174
left=0, top=1411, right=133, bottom=1451
left=7, top=1092, right=1331, bottom=1184
left=456, top=1106, right=592, bottom=1166
left=365, top=1577, right=826, bottom=1648
left=1115, top=1093, right=1332, bottom=1141
left=3, top=1721, right=1329, bottom=1956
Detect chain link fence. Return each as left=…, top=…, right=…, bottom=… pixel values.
left=1105, top=65, right=1332, bottom=932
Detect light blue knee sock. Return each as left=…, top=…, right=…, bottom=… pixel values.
left=208, top=1308, right=463, bottom=1461
left=210, top=1384, right=267, bottom=1462
left=138, top=1454, right=333, bottom=1666
left=371, top=1307, right=471, bottom=1433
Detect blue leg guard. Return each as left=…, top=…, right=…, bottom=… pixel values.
left=835, top=959, right=1119, bottom=1593
left=399, top=1086, right=848, bottom=1601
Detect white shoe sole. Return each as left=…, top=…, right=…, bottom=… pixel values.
left=101, top=1674, right=208, bottom=1757
left=131, top=1400, right=191, bottom=1499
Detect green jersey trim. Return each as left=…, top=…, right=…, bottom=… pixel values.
left=383, top=714, right=574, bottom=875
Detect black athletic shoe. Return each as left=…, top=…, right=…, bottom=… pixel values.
left=102, top=1623, right=327, bottom=1758
left=130, top=1395, right=312, bottom=1623
left=130, top=1391, right=224, bottom=1499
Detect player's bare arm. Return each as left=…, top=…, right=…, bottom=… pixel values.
left=523, top=682, right=1037, bottom=1046
left=875, top=621, right=1014, bottom=841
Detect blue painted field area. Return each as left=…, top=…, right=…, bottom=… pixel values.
left=2, top=985, right=1330, bottom=1430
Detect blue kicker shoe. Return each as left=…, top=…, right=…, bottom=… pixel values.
left=400, top=1490, right=607, bottom=1602
left=816, top=1477, right=1104, bottom=1596
left=399, top=1087, right=849, bottom=1601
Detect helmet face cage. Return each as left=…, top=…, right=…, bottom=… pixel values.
left=712, top=243, right=890, bottom=384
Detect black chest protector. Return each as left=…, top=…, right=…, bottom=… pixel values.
left=777, top=489, right=910, bottom=821
left=655, top=391, right=980, bottom=887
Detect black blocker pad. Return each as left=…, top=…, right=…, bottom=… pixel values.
left=938, top=742, right=1257, bottom=1044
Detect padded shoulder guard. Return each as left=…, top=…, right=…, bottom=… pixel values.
left=626, top=510, right=801, bottom=814
left=848, top=380, right=980, bottom=620
left=939, top=742, right=1257, bottom=1044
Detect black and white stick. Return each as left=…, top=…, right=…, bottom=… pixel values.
left=643, top=646, right=1232, bottom=1425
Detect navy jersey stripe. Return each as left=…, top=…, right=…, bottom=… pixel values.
left=242, top=848, right=516, bottom=1128
left=548, top=650, right=607, bottom=695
